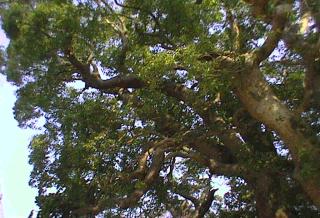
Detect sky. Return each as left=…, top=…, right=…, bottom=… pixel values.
left=0, top=31, right=38, bottom=217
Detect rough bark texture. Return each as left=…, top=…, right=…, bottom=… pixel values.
left=236, top=63, right=320, bottom=207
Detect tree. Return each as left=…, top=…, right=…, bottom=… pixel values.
left=1, top=0, right=320, bottom=217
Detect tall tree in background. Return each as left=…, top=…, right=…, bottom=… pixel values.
left=1, top=0, right=320, bottom=217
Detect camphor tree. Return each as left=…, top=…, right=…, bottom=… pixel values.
left=1, top=0, right=320, bottom=217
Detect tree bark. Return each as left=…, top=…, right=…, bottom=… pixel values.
left=254, top=177, right=275, bottom=218
left=236, top=64, right=320, bottom=207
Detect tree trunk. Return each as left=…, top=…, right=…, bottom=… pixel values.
left=236, top=65, right=320, bottom=207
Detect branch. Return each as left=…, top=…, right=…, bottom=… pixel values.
left=119, top=149, right=151, bottom=181
left=168, top=146, right=244, bottom=178
left=85, top=74, right=144, bottom=91
left=243, top=0, right=271, bottom=22
left=283, top=27, right=320, bottom=111
left=65, top=50, right=144, bottom=91
left=66, top=51, right=244, bottom=165
left=194, top=188, right=218, bottom=218
left=72, top=205, right=102, bottom=216
left=72, top=140, right=171, bottom=214
left=172, top=188, right=199, bottom=208
left=118, top=148, right=165, bottom=208
left=161, top=81, right=245, bottom=159
left=233, top=108, right=276, bottom=153
left=181, top=130, right=236, bottom=164
left=225, top=8, right=241, bottom=51
left=114, top=0, right=161, bottom=32
left=252, top=2, right=291, bottom=64
left=209, top=161, right=246, bottom=177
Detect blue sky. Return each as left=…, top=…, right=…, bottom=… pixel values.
left=0, top=31, right=38, bottom=217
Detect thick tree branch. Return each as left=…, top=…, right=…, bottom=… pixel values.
left=161, top=81, right=245, bottom=158
left=209, top=161, right=246, bottom=177
left=252, top=2, right=291, bottom=64
left=72, top=139, right=173, bottom=215
left=118, top=147, right=165, bottom=208
left=119, top=149, right=151, bottom=181
left=236, top=62, right=320, bottom=206
left=65, top=50, right=144, bottom=91
left=181, top=130, right=236, bottom=164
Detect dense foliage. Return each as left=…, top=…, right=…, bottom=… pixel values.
left=1, top=0, right=320, bottom=217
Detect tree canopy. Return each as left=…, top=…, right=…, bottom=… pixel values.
left=1, top=0, right=320, bottom=217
